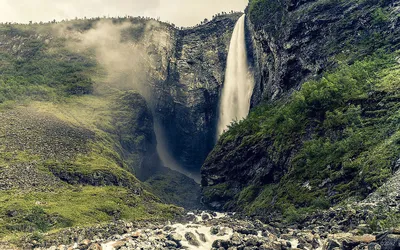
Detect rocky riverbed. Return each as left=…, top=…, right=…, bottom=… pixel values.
left=29, top=210, right=400, bottom=250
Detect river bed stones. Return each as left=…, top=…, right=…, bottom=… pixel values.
left=31, top=211, right=400, bottom=250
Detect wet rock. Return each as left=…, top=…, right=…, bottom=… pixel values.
left=368, top=243, right=382, bottom=250
left=211, top=226, right=219, bottom=235
left=196, top=231, right=207, bottom=242
left=167, top=233, right=183, bottom=244
left=202, top=213, right=211, bottom=221
left=185, top=232, right=200, bottom=247
left=212, top=239, right=232, bottom=248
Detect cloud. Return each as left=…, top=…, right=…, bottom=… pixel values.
left=0, top=0, right=247, bottom=26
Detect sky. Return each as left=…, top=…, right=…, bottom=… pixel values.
left=0, top=0, right=248, bottom=27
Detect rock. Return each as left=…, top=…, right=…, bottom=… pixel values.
left=196, top=231, right=207, bottom=242
left=211, top=226, right=219, bottom=235
left=79, top=239, right=91, bottom=246
left=217, top=227, right=230, bottom=236
left=185, top=232, right=200, bottom=247
left=131, top=231, right=141, bottom=238
left=212, top=240, right=232, bottom=248
left=325, top=239, right=341, bottom=250
left=165, top=240, right=178, bottom=248
left=168, top=233, right=183, bottom=243
left=111, top=241, right=126, bottom=249
left=202, top=213, right=211, bottom=221
left=238, top=228, right=258, bottom=236
left=231, top=233, right=242, bottom=246
left=378, top=234, right=400, bottom=250
left=87, top=243, right=102, bottom=250
left=368, top=243, right=382, bottom=250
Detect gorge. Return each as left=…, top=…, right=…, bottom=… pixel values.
left=1, top=0, right=400, bottom=249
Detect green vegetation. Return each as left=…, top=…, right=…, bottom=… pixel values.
left=0, top=25, right=96, bottom=107
left=144, top=170, right=201, bottom=209
left=248, top=0, right=286, bottom=32
left=0, top=95, right=180, bottom=241
left=0, top=186, right=179, bottom=238
left=0, top=23, right=182, bottom=244
left=218, top=52, right=400, bottom=220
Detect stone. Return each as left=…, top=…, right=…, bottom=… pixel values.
left=378, top=234, right=400, bottom=250
left=210, top=226, right=219, bottom=235
left=131, top=231, right=141, bottom=238
left=79, top=239, right=91, bottom=246
left=87, top=243, right=102, bottom=250
left=165, top=240, right=178, bottom=248
left=212, top=240, right=232, bottom=248
left=196, top=231, right=207, bottom=242
left=185, top=232, right=200, bottom=247
left=167, top=233, right=183, bottom=243
left=325, top=239, right=341, bottom=250
left=202, top=213, right=211, bottom=221
left=238, top=228, right=258, bottom=236
left=231, top=233, right=242, bottom=246
left=111, top=241, right=126, bottom=249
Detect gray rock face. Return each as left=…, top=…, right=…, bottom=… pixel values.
left=248, top=0, right=400, bottom=105
left=153, top=14, right=242, bottom=173
left=111, top=91, right=161, bottom=180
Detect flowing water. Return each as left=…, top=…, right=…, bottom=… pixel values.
left=217, top=14, right=254, bottom=137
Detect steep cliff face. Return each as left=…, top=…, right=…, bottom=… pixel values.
left=47, top=14, right=240, bottom=177
left=202, top=0, right=400, bottom=217
left=111, top=91, right=162, bottom=180
left=249, top=0, right=400, bottom=104
left=153, top=14, right=241, bottom=173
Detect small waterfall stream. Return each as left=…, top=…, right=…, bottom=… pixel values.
left=217, top=14, right=254, bottom=137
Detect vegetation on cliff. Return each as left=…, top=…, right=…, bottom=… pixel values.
left=202, top=0, right=400, bottom=222
left=204, top=51, right=400, bottom=220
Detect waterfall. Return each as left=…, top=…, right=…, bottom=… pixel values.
left=217, top=14, right=254, bottom=137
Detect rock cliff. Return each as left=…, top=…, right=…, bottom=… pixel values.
left=152, top=13, right=242, bottom=173
left=202, top=0, right=400, bottom=218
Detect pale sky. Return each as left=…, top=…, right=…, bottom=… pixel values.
left=0, top=0, right=248, bottom=27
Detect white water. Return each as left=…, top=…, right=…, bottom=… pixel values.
left=217, top=14, right=254, bottom=137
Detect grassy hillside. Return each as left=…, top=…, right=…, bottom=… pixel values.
left=0, top=21, right=184, bottom=245
left=0, top=95, right=181, bottom=244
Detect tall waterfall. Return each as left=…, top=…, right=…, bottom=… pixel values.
left=217, top=15, right=254, bottom=137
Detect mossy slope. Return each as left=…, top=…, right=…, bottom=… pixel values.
left=202, top=52, right=400, bottom=220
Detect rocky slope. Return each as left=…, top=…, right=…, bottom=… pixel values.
left=202, top=0, right=400, bottom=219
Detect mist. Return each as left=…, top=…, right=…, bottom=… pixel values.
left=54, top=19, right=171, bottom=98
left=1, top=0, right=248, bottom=27
left=53, top=19, right=199, bottom=180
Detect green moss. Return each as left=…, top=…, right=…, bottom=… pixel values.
left=0, top=186, right=180, bottom=238
left=203, top=183, right=233, bottom=202
left=0, top=25, right=96, bottom=105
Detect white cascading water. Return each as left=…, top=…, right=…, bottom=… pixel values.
left=217, top=14, right=254, bottom=137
